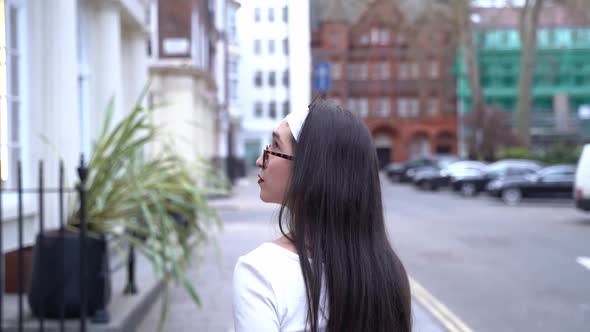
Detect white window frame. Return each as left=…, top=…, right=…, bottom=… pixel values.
left=410, top=62, right=420, bottom=79
left=398, top=62, right=409, bottom=79
left=378, top=97, right=390, bottom=117
left=379, top=29, right=388, bottom=45
left=1, top=0, right=33, bottom=220
left=370, top=27, right=379, bottom=45
left=331, top=62, right=341, bottom=80
left=359, top=63, right=367, bottom=80
left=429, top=60, right=439, bottom=79
left=254, top=102, right=263, bottom=118
left=428, top=97, right=439, bottom=116
left=359, top=98, right=368, bottom=118
left=1, top=0, right=28, bottom=191
left=78, top=0, right=91, bottom=158
left=254, top=39, right=261, bottom=54
left=380, top=62, right=390, bottom=80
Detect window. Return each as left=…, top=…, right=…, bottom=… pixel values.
left=372, top=62, right=389, bottom=80
left=269, top=101, right=277, bottom=119
left=331, top=62, right=342, bottom=80
left=410, top=62, right=419, bottom=79
left=255, top=102, right=263, bottom=117
left=1, top=2, right=24, bottom=189
left=283, top=6, right=288, bottom=23
left=371, top=28, right=379, bottom=44
left=268, top=8, right=274, bottom=22
left=230, top=79, right=238, bottom=101
left=283, top=70, right=289, bottom=86
left=360, top=33, right=369, bottom=45
left=269, top=71, right=276, bottom=87
left=398, top=98, right=419, bottom=118
left=359, top=63, right=368, bottom=80
left=375, top=98, right=390, bottom=117
left=359, top=98, right=368, bottom=118
left=398, top=62, right=409, bottom=79
left=283, top=100, right=290, bottom=117
left=254, top=8, right=261, bottom=22
left=347, top=98, right=357, bottom=113
left=328, top=32, right=340, bottom=47
left=228, top=8, right=237, bottom=42
left=379, top=29, right=389, bottom=45
left=283, top=38, right=289, bottom=55
left=347, top=63, right=356, bottom=79
left=254, top=39, right=261, bottom=54
left=78, top=2, right=91, bottom=157
left=229, top=59, right=238, bottom=75
left=254, top=71, right=262, bottom=87
left=428, top=98, right=439, bottom=116
left=429, top=60, right=439, bottom=79
left=268, top=40, right=275, bottom=54
left=380, top=62, right=390, bottom=79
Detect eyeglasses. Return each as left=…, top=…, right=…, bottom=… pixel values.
left=263, top=145, right=293, bottom=170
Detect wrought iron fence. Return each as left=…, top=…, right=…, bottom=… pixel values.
left=0, top=156, right=137, bottom=332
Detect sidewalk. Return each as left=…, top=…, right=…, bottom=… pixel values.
left=137, top=175, right=446, bottom=332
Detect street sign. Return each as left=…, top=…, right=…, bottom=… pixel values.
left=314, top=61, right=330, bottom=92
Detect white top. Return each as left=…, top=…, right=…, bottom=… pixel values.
left=232, top=243, right=328, bottom=332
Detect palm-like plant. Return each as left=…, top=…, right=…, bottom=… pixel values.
left=67, top=90, right=227, bottom=330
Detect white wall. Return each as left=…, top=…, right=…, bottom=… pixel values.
left=2, top=0, right=150, bottom=252
left=237, top=0, right=310, bottom=165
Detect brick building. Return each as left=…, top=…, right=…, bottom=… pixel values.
left=310, top=0, right=458, bottom=166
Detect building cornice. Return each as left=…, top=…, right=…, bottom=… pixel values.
left=149, top=60, right=217, bottom=91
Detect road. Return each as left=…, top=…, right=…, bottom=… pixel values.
left=139, top=173, right=590, bottom=331
left=385, top=178, right=590, bottom=332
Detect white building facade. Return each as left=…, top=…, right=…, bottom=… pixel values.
left=236, top=0, right=310, bottom=167
left=212, top=0, right=244, bottom=182
left=149, top=0, right=217, bottom=168
left=0, top=0, right=151, bottom=251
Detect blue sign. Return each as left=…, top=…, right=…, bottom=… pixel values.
left=314, top=61, right=330, bottom=91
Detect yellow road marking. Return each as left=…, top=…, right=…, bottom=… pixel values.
left=410, top=277, right=475, bottom=332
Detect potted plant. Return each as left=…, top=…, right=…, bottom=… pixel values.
left=28, top=90, right=228, bottom=328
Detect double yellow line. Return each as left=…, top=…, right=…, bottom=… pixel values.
left=410, top=277, right=474, bottom=332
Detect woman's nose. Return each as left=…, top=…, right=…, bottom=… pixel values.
left=255, top=153, right=263, bottom=169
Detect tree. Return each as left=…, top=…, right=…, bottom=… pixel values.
left=514, top=0, right=544, bottom=148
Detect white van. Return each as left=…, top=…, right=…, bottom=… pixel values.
left=575, top=144, right=590, bottom=211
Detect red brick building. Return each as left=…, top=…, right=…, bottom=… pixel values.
left=311, top=0, right=458, bottom=166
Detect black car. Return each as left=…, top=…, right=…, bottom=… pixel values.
left=486, top=165, right=576, bottom=205
left=386, top=155, right=459, bottom=183
left=452, top=159, right=544, bottom=197
left=413, top=160, right=487, bottom=191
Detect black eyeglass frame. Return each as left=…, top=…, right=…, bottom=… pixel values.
left=263, top=145, right=293, bottom=169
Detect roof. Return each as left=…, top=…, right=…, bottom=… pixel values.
left=310, top=0, right=372, bottom=28
left=472, top=5, right=590, bottom=29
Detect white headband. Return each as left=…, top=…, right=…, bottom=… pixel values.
left=285, top=109, right=309, bottom=141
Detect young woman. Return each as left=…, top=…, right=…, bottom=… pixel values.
left=233, top=99, right=412, bottom=332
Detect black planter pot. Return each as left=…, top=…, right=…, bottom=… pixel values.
left=28, top=230, right=111, bottom=320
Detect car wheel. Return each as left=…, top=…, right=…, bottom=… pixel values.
left=419, top=181, right=429, bottom=190
left=460, top=183, right=477, bottom=197
left=501, top=188, right=522, bottom=205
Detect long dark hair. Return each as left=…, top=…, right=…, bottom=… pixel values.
left=278, top=100, right=412, bottom=332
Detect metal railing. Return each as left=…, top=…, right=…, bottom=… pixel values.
left=0, top=156, right=137, bottom=332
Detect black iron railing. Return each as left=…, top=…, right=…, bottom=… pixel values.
left=0, top=156, right=137, bottom=331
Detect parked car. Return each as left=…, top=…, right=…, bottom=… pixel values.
left=486, top=165, right=576, bottom=205
left=386, top=155, right=459, bottom=183
left=452, top=159, right=544, bottom=197
left=574, top=144, right=590, bottom=211
left=413, top=160, right=488, bottom=191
